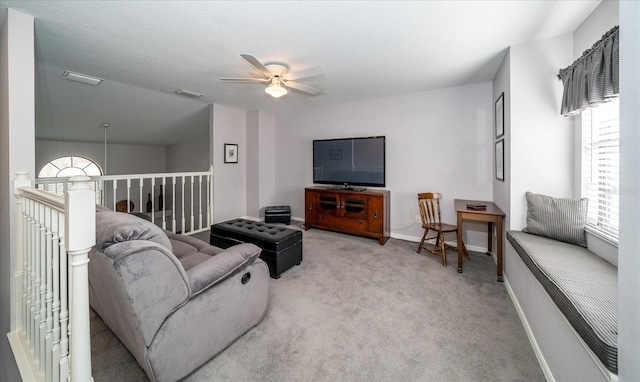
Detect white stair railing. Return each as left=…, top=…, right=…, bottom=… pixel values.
left=8, top=172, right=95, bottom=382
left=35, top=166, right=213, bottom=235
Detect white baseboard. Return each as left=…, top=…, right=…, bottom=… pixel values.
left=7, top=331, right=38, bottom=382
left=390, top=232, right=488, bottom=254
left=290, top=220, right=488, bottom=253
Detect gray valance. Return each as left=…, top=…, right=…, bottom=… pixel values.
left=558, top=25, right=619, bottom=116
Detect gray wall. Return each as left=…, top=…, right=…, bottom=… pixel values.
left=274, top=82, right=494, bottom=249
left=166, top=134, right=210, bottom=173
left=212, top=103, right=247, bottom=223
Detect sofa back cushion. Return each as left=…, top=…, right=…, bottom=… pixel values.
left=95, top=210, right=171, bottom=253
left=523, top=192, right=588, bottom=247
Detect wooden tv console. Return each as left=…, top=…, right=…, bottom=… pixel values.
left=304, top=186, right=390, bottom=245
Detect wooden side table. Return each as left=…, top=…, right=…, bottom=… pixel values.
left=454, top=199, right=506, bottom=282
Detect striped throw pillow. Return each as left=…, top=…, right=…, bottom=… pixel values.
left=522, top=192, right=588, bottom=247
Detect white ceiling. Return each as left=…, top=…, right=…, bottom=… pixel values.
left=1, top=1, right=600, bottom=146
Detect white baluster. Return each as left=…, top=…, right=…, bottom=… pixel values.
left=139, top=177, right=143, bottom=212
left=58, top=211, right=69, bottom=382
left=38, top=203, right=47, bottom=373
left=151, top=178, right=156, bottom=222
left=34, top=202, right=43, bottom=365
left=44, top=206, right=54, bottom=379
left=172, top=176, right=177, bottom=233
left=51, top=208, right=62, bottom=382
left=180, top=176, right=185, bottom=234
left=189, top=176, right=194, bottom=233
left=26, top=198, right=35, bottom=348
left=126, top=178, right=131, bottom=212
left=198, top=175, right=203, bottom=230
left=112, top=180, right=118, bottom=211
left=162, top=177, right=167, bottom=230
left=98, top=179, right=104, bottom=206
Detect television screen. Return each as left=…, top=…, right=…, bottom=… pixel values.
left=313, top=136, right=385, bottom=188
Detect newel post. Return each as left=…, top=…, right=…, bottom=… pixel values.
left=65, top=176, right=95, bottom=382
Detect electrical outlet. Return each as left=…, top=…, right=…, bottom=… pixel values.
left=415, top=215, right=421, bottom=223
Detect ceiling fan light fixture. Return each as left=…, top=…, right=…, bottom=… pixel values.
left=265, top=77, right=288, bottom=98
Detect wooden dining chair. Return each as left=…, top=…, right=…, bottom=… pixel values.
left=417, top=192, right=469, bottom=266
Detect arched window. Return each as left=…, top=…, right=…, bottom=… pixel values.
left=39, top=156, right=103, bottom=178
left=37, top=156, right=103, bottom=198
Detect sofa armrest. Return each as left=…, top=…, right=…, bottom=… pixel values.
left=186, top=243, right=262, bottom=297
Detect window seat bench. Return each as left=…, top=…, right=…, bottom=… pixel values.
left=506, top=230, right=618, bottom=381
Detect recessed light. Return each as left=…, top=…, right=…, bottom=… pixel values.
left=175, top=89, right=203, bottom=98
left=61, top=71, right=104, bottom=86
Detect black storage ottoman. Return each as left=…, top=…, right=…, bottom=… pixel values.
left=210, top=218, right=302, bottom=279
left=264, top=205, right=291, bottom=225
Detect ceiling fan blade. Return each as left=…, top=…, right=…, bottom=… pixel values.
left=240, top=54, right=272, bottom=78
left=284, top=66, right=325, bottom=81
left=284, top=81, right=322, bottom=95
left=220, top=77, right=270, bottom=82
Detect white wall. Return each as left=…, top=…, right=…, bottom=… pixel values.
left=0, top=8, right=33, bottom=381
left=36, top=139, right=166, bottom=176
left=275, top=82, right=494, bottom=248
left=493, top=50, right=511, bottom=236
left=166, top=134, right=210, bottom=173
left=258, top=109, right=276, bottom=216
left=212, top=103, right=247, bottom=222
left=246, top=110, right=276, bottom=219
left=573, top=0, right=619, bottom=60
left=618, top=1, right=640, bottom=379
left=509, top=33, right=574, bottom=230
left=246, top=110, right=260, bottom=218
left=246, top=109, right=277, bottom=219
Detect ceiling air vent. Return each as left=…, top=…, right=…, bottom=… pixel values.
left=61, top=71, right=104, bottom=86
left=174, top=89, right=203, bottom=98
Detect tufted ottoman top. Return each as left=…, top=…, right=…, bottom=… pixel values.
left=210, top=219, right=302, bottom=252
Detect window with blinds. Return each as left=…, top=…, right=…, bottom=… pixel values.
left=582, top=97, right=619, bottom=241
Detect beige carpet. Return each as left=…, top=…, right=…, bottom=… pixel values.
left=91, top=225, right=544, bottom=381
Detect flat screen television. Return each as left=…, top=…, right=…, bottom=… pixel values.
left=313, top=136, right=385, bottom=189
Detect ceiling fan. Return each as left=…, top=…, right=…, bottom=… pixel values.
left=220, top=54, right=325, bottom=98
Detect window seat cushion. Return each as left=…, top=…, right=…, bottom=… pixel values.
left=507, top=230, right=617, bottom=374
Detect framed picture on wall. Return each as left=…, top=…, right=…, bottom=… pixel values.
left=224, top=143, right=238, bottom=164
left=495, top=139, right=504, bottom=181
left=495, top=92, right=504, bottom=138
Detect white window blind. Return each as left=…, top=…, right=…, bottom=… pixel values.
left=582, top=98, right=619, bottom=240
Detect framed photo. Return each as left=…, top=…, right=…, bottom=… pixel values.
left=495, top=92, right=504, bottom=138
left=329, top=149, right=342, bottom=160
left=495, top=139, right=504, bottom=181
left=224, top=143, right=238, bottom=164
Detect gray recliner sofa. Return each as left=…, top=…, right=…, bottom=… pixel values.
left=88, top=208, right=269, bottom=381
